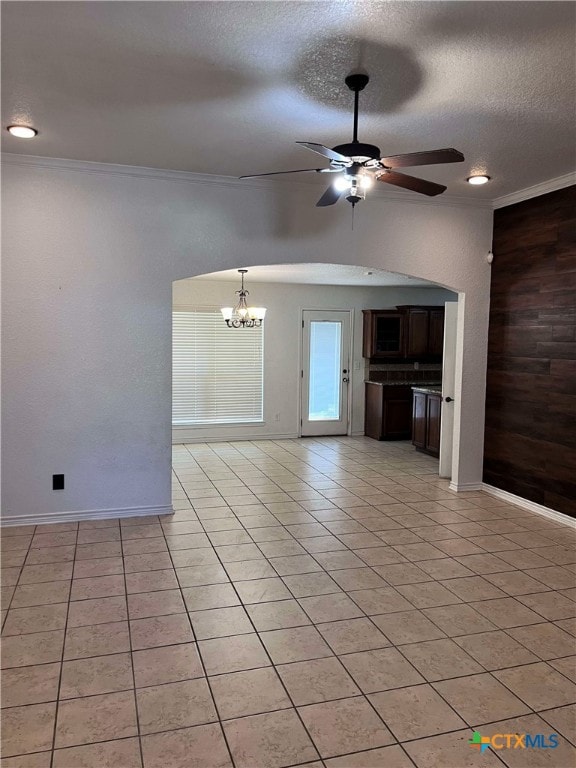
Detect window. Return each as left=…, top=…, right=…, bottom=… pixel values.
left=172, top=309, right=263, bottom=425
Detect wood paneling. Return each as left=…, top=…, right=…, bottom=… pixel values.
left=484, top=186, right=576, bottom=517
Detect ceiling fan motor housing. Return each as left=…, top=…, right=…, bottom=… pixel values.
left=332, top=142, right=381, bottom=163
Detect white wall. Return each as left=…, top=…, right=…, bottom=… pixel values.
left=1, top=155, right=493, bottom=524
left=172, top=279, right=456, bottom=442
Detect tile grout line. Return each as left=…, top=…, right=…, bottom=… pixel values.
left=118, top=522, right=146, bottom=768
left=159, top=499, right=239, bottom=768
left=48, top=521, right=78, bottom=768
left=2, top=523, right=38, bottom=618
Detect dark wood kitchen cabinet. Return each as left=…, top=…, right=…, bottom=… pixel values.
left=428, top=309, right=445, bottom=357
left=412, top=389, right=441, bottom=456
left=363, top=307, right=444, bottom=360
left=404, top=308, right=429, bottom=358
left=362, top=311, right=405, bottom=358
left=365, top=383, right=412, bottom=440
left=412, top=391, right=427, bottom=449
left=398, top=306, right=445, bottom=360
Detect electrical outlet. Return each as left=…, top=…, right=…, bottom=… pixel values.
left=273, top=413, right=280, bottom=422
left=353, top=360, right=361, bottom=370
left=414, top=362, right=420, bottom=370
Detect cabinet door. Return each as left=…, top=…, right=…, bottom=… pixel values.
left=426, top=394, right=442, bottom=455
left=363, top=312, right=404, bottom=358
left=412, top=392, right=427, bottom=448
left=406, top=309, right=429, bottom=358
left=383, top=398, right=412, bottom=439
left=428, top=310, right=445, bottom=358
left=374, top=313, right=404, bottom=356
left=364, top=384, right=384, bottom=440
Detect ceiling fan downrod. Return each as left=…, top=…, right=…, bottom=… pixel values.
left=344, top=73, right=370, bottom=144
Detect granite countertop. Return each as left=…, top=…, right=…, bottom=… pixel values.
left=411, top=385, right=443, bottom=395
left=365, top=380, right=442, bottom=387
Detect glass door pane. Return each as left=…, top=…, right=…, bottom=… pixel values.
left=308, top=321, right=341, bottom=421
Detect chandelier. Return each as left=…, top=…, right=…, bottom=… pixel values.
left=221, top=269, right=266, bottom=328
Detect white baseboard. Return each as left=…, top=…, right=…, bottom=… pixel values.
left=482, top=484, right=576, bottom=529
left=0, top=504, right=174, bottom=527
left=449, top=481, right=483, bottom=492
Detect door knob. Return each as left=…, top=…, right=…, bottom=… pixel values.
left=342, top=377, right=350, bottom=383
left=444, top=396, right=454, bottom=403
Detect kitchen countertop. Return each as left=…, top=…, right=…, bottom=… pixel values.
left=411, top=385, right=443, bottom=395
left=365, top=380, right=442, bottom=387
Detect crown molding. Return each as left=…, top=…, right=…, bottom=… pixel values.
left=1, top=152, right=492, bottom=209
left=492, top=172, right=575, bottom=209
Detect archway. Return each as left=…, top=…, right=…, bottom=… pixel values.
left=171, top=262, right=465, bottom=487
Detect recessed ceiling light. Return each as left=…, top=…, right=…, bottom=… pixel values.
left=467, top=174, right=490, bottom=185
left=7, top=125, right=38, bottom=139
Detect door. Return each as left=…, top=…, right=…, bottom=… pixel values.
left=439, top=301, right=458, bottom=477
left=301, top=310, right=351, bottom=436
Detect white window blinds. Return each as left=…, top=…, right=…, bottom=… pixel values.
left=172, top=309, right=264, bottom=425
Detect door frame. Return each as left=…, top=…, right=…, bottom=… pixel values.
left=439, top=301, right=458, bottom=478
left=298, top=308, right=354, bottom=438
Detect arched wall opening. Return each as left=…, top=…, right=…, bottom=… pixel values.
left=171, top=264, right=459, bottom=476
left=1, top=157, right=493, bottom=524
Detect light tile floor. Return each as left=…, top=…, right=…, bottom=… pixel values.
left=1, top=437, right=575, bottom=768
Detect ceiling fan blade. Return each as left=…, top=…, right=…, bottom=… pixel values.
left=316, top=185, right=343, bottom=207
left=381, top=148, right=465, bottom=168
left=239, top=168, right=330, bottom=179
left=377, top=170, right=447, bottom=196
left=296, top=142, right=350, bottom=163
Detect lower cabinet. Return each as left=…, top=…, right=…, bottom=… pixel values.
left=365, top=383, right=412, bottom=440
left=412, top=390, right=441, bottom=457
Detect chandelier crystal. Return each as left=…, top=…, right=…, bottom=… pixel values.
left=221, top=269, right=266, bottom=328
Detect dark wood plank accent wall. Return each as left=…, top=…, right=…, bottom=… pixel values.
left=484, top=186, right=576, bottom=517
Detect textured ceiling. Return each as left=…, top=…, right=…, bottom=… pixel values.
left=193, top=263, right=432, bottom=287
left=2, top=1, right=575, bottom=199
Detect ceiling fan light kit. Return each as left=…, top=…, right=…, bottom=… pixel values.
left=240, top=73, right=465, bottom=207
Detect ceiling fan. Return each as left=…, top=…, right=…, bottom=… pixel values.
left=240, top=73, right=465, bottom=207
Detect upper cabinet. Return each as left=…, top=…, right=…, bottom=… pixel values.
left=362, top=311, right=405, bottom=358
left=404, top=307, right=429, bottom=358
left=428, top=309, right=445, bottom=357
left=362, top=306, right=445, bottom=360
